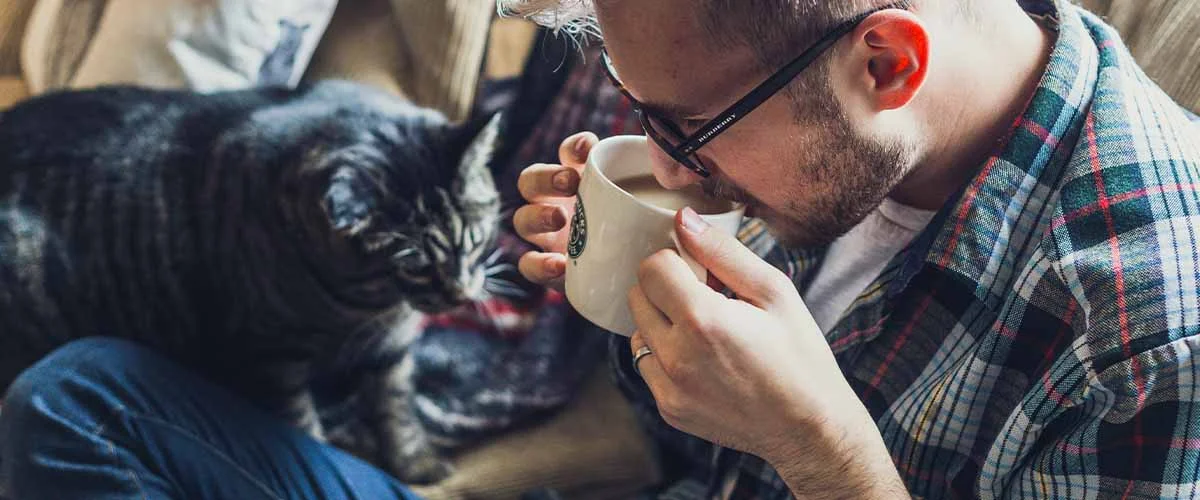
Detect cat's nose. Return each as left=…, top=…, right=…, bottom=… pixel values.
left=446, top=287, right=470, bottom=304
left=440, top=280, right=471, bottom=305
left=453, top=268, right=486, bottom=302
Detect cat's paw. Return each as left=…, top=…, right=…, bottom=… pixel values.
left=322, top=415, right=378, bottom=462
left=299, top=417, right=328, bottom=443
left=384, top=446, right=454, bottom=484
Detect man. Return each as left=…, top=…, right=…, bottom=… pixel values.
left=508, top=0, right=1200, bottom=498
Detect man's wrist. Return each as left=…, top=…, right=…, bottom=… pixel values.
left=762, top=405, right=908, bottom=499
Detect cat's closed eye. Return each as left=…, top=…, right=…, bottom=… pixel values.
left=393, top=247, right=432, bottom=272
left=467, top=225, right=484, bottom=247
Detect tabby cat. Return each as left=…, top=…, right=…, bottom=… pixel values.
left=0, top=80, right=504, bottom=483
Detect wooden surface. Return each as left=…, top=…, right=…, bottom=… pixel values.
left=486, top=17, right=537, bottom=80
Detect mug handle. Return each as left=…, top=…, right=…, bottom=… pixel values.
left=670, top=231, right=707, bottom=282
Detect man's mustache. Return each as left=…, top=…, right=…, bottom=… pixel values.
left=701, top=177, right=754, bottom=205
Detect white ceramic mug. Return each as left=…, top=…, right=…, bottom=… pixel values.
left=564, top=135, right=745, bottom=336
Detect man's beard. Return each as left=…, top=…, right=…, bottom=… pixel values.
left=701, top=116, right=912, bottom=249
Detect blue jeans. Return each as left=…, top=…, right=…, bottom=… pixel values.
left=0, top=338, right=421, bottom=500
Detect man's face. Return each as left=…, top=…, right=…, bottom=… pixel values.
left=596, top=0, right=912, bottom=247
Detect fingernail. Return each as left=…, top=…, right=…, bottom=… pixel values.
left=545, top=257, right=566, bottom=275
left=545, top=207, right=565, bottom=228
left=552, top=170, right=572, bottom=192
left=574, top=134, right=590, bottom=157
left=680, top=207, right=709, bottom=234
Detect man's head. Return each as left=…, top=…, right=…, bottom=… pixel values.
left=499, top=0, right=990, bottom=247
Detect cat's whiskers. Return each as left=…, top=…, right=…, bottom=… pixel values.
left=483, top=247, right=505, bottom=267
left=483, top=277, right=529, bottom=299
left=498, top=202, right=523, bottom=218
left=484, top=263, right=516, bottom=277
left=393, top=247, right=419, bottom=260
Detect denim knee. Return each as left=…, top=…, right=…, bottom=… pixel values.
left=2, top=338, right=156, bottom=493
left=2, top=337, right=151, bottom=427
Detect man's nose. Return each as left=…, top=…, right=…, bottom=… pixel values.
left=648, top=143, right=704, bottom=189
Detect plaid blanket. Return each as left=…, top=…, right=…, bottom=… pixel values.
left=408, top=40, right=646, bottom=445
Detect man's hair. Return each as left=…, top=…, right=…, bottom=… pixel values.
left=496, top=0, right=973, bottom=121
left=496, top=0, right=943, bottom=70
left=496, top=0, right=900, bottom=117
left=495, top=0, right=599, bottom=38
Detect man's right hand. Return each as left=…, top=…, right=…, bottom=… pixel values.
left=513, top=131, right=599, bottom=290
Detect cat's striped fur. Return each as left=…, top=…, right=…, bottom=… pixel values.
left=0, top=80, right=502, bottom=483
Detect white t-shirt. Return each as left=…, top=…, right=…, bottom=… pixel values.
left=803, top=198, right=937, bottom=332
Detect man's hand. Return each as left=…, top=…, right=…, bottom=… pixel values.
left=512, top=132, right=598, bottom=290
left=629, top=207, right=908, bottom=498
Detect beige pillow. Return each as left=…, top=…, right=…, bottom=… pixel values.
left=23, top=0, right=336, bottom=93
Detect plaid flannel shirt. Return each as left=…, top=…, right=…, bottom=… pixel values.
left=610, top=1, right=1200, bottom=498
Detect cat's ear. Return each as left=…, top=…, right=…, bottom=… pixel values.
left=323, top=166, right=402, bottom=251
left=323, top=166, right=381, bottom=237
left=445, top=113, right=502, bottom=204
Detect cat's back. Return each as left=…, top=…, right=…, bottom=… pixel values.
left=0, top=86, right=294, bottom=362
left=0, top=86, right=291, bottom=178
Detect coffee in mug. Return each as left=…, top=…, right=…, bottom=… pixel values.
left=613, top=174, right=733, bottom=214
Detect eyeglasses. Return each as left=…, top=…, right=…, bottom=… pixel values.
left=601, top=2, right=910, bottom=177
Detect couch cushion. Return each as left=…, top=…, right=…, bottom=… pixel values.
left=20, top=0, right=108, bottom=92
left=0, top=77, right=29, bottom=109
left=303, top=0, right=495, bottom=122
left=409, top=366, right=662, bottom=500
left=1078, top=0, right=1200, bottom=112
left=0, top=0, right=37, bottom=77
left=302, top=0, right=409, bottom=100
left=387, top=0, right=494, bottom=122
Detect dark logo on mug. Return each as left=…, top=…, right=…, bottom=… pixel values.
left=567, top=196, right=587, bottom=259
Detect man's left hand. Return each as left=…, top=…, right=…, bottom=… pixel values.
left=628, top=207, right=906, bottom=497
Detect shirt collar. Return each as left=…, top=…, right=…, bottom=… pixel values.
left=886, top=0, right=1098, bottom=311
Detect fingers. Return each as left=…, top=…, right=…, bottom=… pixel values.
left=629, top=331, right=669, bottom=387
left=637, top=249, right=720, bottom=326
left=512, top=132, right=597, bottom=256
left=517, top=163, right=581, bottom=202
left=559, top=131, right=599, bottom=170
left=518, top=251, right=566, bottom=288
left=675, top=208, right=796, bottom=309
left=516, top=132, right=595, bottom=202
left=628, top=331, right=683, bottom=426
left=628, top=284, right=672, bottom=339
left=513, top=203, right=567, bottom=248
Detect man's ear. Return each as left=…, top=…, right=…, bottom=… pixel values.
left=851, top=9, right=930, bottom=111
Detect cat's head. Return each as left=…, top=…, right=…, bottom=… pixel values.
left=318, top=107, right=504, bottom=313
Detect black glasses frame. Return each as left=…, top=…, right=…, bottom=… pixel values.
left=601, top=1, right=910, bottom=177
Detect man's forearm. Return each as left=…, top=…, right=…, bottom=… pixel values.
left=767, top=414, right=909, bottom=499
